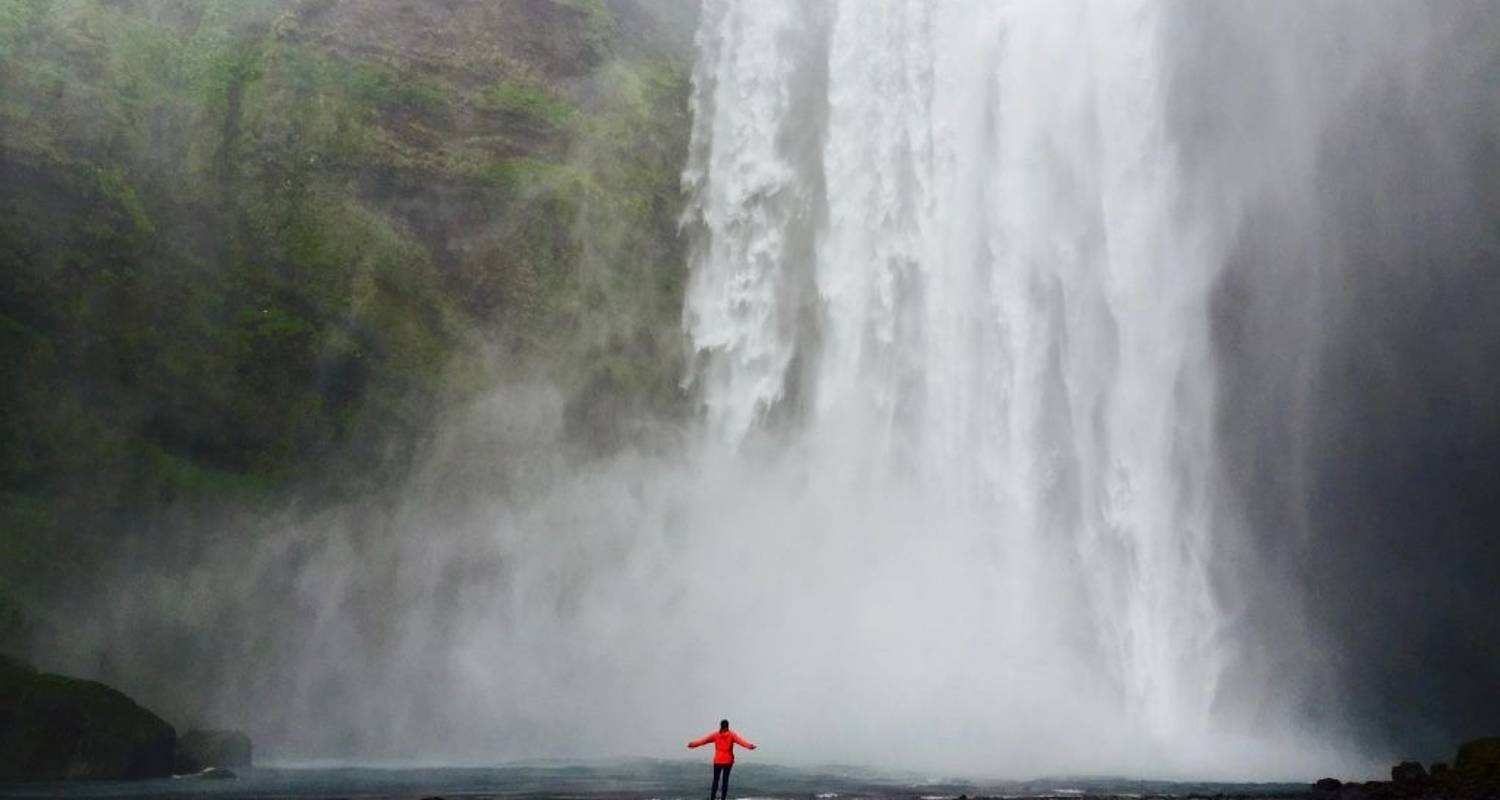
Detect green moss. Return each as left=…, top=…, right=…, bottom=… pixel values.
left=480, top=79, right=577, bottom=127
left=0, top=0, right=49, bottom=64
left=337, top=59, right=449, bottom=117
left=553, top=0, right=615, bottom=55
left=0, top=313, right=53, bottom=360
left=471, top=156, right=577, bottom=190
left=0, top=0, right=696, bottom=567
left=193, top=0, right=282, bottom=31
left=544, top=53, right=692, bottom=418
left=236, top=305, right=313, bottom=340
left=135, top=443, right=276, bottom=502
left=0, top=491, right=59, bottom=570
left=90, top=166, right=156, bottom=238
left=555, top=0, right=610, bottom=20
left=186, top=36, right=266, bottom=110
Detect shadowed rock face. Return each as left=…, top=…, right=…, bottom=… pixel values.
left=1391, top=762, right=1428, bottom=785
left=0, top=656, right=175, bottom=781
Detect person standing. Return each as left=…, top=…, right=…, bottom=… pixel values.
left=687, top=719, right=756, bottom=800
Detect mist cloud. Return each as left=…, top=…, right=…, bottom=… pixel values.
left=23, top=0, right=1500, bottom=783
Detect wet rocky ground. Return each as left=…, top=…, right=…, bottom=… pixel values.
left=0, top=761, right=1312, bottom=800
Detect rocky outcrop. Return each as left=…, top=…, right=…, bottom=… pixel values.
left=0, top=656, right=175, bottom=781
left=1391, top=762, right=1427, bottom=785
left=1315, top=738, right=1500, bottom=800
left=174, top=729, right=253, bottom=773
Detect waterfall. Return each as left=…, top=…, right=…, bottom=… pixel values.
left=73, top=0, right=1497, bottom=778
left=683, top=0, right=1236, bottom=762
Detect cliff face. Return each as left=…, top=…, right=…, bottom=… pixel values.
left=0, top=0, right=697, bottom=646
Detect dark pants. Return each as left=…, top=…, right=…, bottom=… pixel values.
left=710, top=763, right=733, bottom=800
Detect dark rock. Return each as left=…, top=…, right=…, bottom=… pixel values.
left=1392, top=761, right=1428, bottom=784
left=174, top=729, right=253, bottom=772
left=1456, top=737, right=1500, bottom=780
left=1314, top=778, right=1343, bottom=792
left=0, top=656, right=175, bottom=781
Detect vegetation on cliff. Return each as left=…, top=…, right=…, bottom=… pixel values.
left=0, top=0, right=696, bottom=651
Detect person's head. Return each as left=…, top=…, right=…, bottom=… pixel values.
left=719, top=719, right=729, bottom=731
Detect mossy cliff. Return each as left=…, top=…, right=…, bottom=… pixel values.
left=0, top=0, right=697, bottom=648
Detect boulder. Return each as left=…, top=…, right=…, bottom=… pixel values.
left=1455, top=737, right=1500, bottom=780
left=0, top=655, right=175, bottom=780
left=1391, top=761, right=1428, bottom=785
left=174, top=729, right=253, bottom=773
left=1314, top=777, right=1343, bottom=792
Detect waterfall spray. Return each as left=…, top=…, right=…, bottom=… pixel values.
left=64, top=0, right=1500, bottom=780
left=684, top=0, right=1241, bottom=767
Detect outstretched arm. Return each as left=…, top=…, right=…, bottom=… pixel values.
left=687, top=733, right=714, bottom=749
left=733, top=733, right=756, bottom=750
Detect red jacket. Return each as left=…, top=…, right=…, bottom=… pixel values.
left=688, top=729, right=756, bottom=764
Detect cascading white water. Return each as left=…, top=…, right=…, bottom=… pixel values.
left=683, top=0, right=1231, bottom=762
left=82, top=0, right=1498, bottom=780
